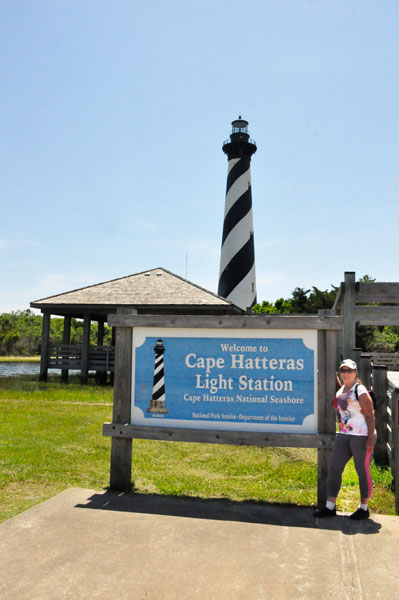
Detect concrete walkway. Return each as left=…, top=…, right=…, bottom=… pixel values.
left=1, top=488, right=398, bottom=599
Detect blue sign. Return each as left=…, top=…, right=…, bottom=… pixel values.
left=132, top=332, right=316, bottom=433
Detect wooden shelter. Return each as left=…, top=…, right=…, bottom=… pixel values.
left=30, top=267, right=242, bottom=383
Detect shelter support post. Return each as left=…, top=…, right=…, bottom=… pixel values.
left=317, top=329, right=337, bottom=508
left=96, top=320, right=107, bottom=384
left=110, top=324, right=133, bottom=491
left=61, top=315, right=71, bottom=383
left=110, top=327, right=116, bottom=386
left=343, top=272, right=356, bottom=360
left=98, top=320, right=104, bottom=345
left=39, top=311, right=51, bottom=382
left=372, top=365, right=389, bottom=466
left=359, top=353, right=372, bottom=390
left=80, top=315, right=91, bottom=384
left=353, top=347, right=362, bottom=370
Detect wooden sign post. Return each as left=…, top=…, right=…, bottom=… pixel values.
left=104, top=312, right=341, bottom=508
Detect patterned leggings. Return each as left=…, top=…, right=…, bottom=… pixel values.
left=327, top=433, right=374, bottom=499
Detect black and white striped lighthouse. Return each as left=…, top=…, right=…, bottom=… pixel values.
left=147, top=339, right=168, bottom=413
left=218, top=117, right=257, bottom=310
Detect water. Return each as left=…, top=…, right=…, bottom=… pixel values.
left=0, top=361, right=41, bottom=378
left=0, top=362, right=80, bottom=378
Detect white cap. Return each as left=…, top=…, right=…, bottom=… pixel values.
left=339, top=359, right=357, bottom=370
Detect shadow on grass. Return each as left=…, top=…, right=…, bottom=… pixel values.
left=75, top=490, right=381, bottom=535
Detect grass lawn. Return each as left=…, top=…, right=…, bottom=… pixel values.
left=0, top=375, right=396, bottom=523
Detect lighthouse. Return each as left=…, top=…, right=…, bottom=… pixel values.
left=218, top=117, right=257, bottom=310
left=147, top=339, right=168, bottom=413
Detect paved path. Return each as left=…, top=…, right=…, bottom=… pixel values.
left=1, top=488, right=398, bottom=599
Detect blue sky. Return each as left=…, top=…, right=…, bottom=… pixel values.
left=1, top=1, right=399, bottom=313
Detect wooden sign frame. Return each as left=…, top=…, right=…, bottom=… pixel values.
left=103, top=312, right=342, bottom=508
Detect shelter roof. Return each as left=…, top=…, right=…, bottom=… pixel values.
left=30, top=267, right=241, bottom=318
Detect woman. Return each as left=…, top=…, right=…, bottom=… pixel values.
left=315, top=359, right=376, bottom=520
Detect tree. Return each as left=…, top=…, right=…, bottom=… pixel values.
left=0, top=310, right=43, bottom=355
left=253, top=284, right=338, bottom=315
left=0, top=310, right=113, bottom=356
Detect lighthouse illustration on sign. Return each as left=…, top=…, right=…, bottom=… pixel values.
left=218, top=117, right=257, bottom=311
left=147, top=339, right=168, bottom=413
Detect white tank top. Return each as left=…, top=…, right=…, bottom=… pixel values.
left=335, top=383, right=368, bottom=436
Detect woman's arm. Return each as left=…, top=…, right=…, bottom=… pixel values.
left=358, top=392, right=375, bottom=453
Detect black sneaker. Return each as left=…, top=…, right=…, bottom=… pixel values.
left=314, top=506, right=336, bottom=518
left=349, top=508, right=369, bottom=520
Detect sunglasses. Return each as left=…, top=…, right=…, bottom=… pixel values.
left=340, top=368, right=355, bottom=373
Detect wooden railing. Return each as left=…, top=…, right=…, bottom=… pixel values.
left=89, top=345, right=115, bottom=372
left=48, top=344, right=115, bottom=372
left=48, top=344, right=82, bottom=369
left=368, top=353, right=399, bottom=371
